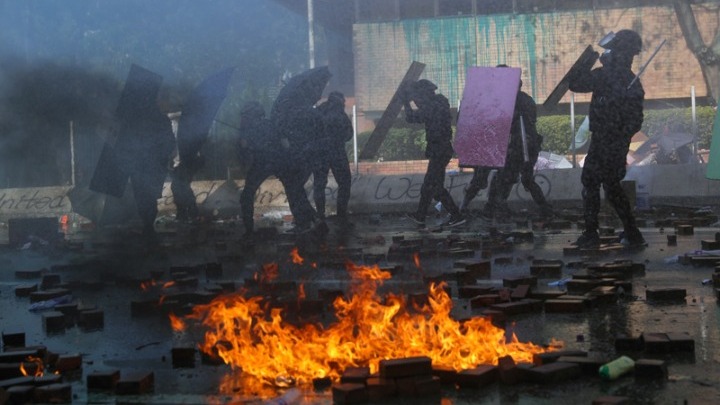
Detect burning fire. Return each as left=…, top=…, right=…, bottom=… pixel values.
left=20, top=356, right=44, bottom=377
left=290, top=247, right=304, bottom=265
left=174, top=262, right=554, bottom=387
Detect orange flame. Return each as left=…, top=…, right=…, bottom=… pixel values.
left=20, top=356, right=44, bottom=377
left=140, top=279, right=157, bottom=291
left=259, top=263, right=279, bottom=283
left=180, top=262, right=554, bottom=388
left=169, top=312, right=186, bottom=332
left=290, top=247, right=304, bottom=265
left=298, top=283, right=306, bottom=301
left=413, top=252, right=421, bottom=269
left=163, top=281, right=176, bottom=289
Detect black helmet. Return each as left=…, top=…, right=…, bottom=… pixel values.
left=327, top=91, right=345, bottom=104
left=412, top=79, right=437, bottom=93
left=601, top=29, right=642, bottom=55
left=240, top=101, right=265, bottom=119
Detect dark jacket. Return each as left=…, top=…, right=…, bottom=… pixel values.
left=569, top=64, right=644, bottom=146
left=405, top=93, right=454, bottom=159
left=238, top=118, right=281, bottom=163
left=506, top=91, right=542, bottom=165
left=317, top=100, right=353, bottom=151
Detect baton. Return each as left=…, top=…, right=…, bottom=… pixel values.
left=627, top=39, right=666, bottom=90
left=520, top=115, right=529, bottom=163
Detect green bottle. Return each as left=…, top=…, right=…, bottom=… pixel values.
left=598, top=355, right=635, bottom=380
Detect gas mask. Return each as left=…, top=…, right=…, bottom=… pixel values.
left=600, top=49, right=613, bottom=66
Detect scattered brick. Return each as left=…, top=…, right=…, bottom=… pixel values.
left=171, top=347, right=196, bottom=368
left=33, top=383, right=71, bottom=403
left=40, top=274, right=62, bottom=290
left=365, top=377, right=396, bottom=400
left=511, top=284, right=530, bottom=300
left=379, top=356, right=432, bottom=378
left=78, top=309, right=104, bottom=331
left=667, top=234, right=677, bottom=245
left=470, top=294, right=501, bottom=308
left=526, top=361, right=580, bottom=384
left=528, top=290, right=566, bottom=300
left=455, top=365, right=498, bottom=388
left=614, top=335, right=644, bottom=352
left=634, top=359, right=668, bottom=380
left=676, top=224, right=694, bottom=235
left=556, top=356, right=607, bottom=375
left=456, top=259, right=491, bottom=278
left=86, top=369, right=120, bottom=390
left=665, top=332, right=695, bottom=352
left=431, top=365, right=457, bottom=384
left=480, top=310, right=506, bottom=328
left=646, top=288, right=686, bottom=302
left=497, top=355, right=526, bottom=385
left=502, top=276, right=537, bottom=288
left=490, top=299, right=542, bottom=315
left=14, top=284, right=38, bottom=297
left=529, top=264, right=562, bottom=277
left=690, top=256, right=720, bottom=267
left=533, top=350, right=587, bottom=366
left=566, top=279, right=601, bottom=295
left=34, top=374, right=62, bottom=386
left=29, top=288, right=71, bottom=303
left=6, top=385, right=34, bottom=404
left=544, top=299, right=586, bottom=313
left=413, top=375, right=441, bottom=395
left=331, top=383, right=367, bottom=404
left=1, top=332, right=25, bottom=349
left=641, top=333, right=672, bottom=354
left=454, top=270, right=477, bottom=286
left=0, top=376, right=34, bottom=390
left=341, top=367, right=370, bottom=384
left=42, top=311, right=66, bottom=334
left=116, top=371, right=154, bottom=395
left=701, top=240, right=720, bottom=250
left=14, top=268, right=44, bottom=279
left=458, top=286, right=494, bottom=299
left=54, top=354, right=82, bottom=373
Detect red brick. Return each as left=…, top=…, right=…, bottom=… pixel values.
left=641, top=333, right=672, bottom=353
left=379, top=356, right=432, bottom=378
left=490, top=299, right=542, bottom=315
left=634, top=359, right=668, bottom=380
left=556, top=356, right=608, bottom=375
left=526, top=362, right=581, bottom=384
left=455, top=365, right=498, bottom=388
left=529, top=264, right=562, bottom=277
left=431, top=365, right=457, bottom=384
left=33, top=383, right=71, bottom=403
left=341, top=367, right=370, bottom=384
left=54, top=354, right=82, bottom=373
left=470, top=294, right=501, bottom=308
left=544, top=299, right=586, bottom=313
left=502, top=276, right=537, bottom=288
left=533, top=350, right=587, bottom=366
left=332, top=383, right=367, bottom=404
left=365, top=377, right=396, bottom=400
left=665, top=332, right=695, bottom=352
left=511, top=285, right=531, bottom=300
left=86, top=369, right=120, bottom=390
left=646, top=288, right=686, bottom=302
left=116, top=371, right=154, bottom=395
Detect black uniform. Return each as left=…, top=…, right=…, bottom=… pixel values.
left=115, top=103, right=175, bottom=242
left=483, top=90, right=550, bottom=217
left=568, top=29, right=645, bottom=247
left=170, top=153, right=203, bottom=221
left=238, top=107, right=287, bottom=236
left=404, top=81, right=464, bottom=225
left=312, top=93, right=353, bottom=219
left=275, top=105, right=323, bottom=231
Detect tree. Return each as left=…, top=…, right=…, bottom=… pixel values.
left=674, top=0, right=720, bottom=104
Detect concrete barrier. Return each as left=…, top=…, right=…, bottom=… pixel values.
left=0, top=164, right=718, bottom=222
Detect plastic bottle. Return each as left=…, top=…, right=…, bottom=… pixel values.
left=598, top=355, right=635, bottom=380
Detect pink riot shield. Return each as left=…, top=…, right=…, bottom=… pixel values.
left=454, top=67, right=521, bottom=167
